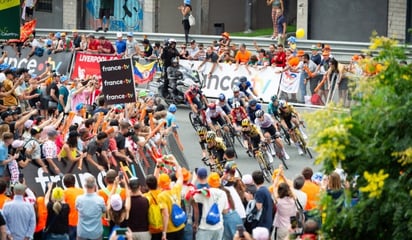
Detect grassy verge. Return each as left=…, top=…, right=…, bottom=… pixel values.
left=231, top=25, right=297, bottom=37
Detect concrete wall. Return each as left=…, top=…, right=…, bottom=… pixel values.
left=388, top=0, right=407, bottom=41
left=63, top=0, right=77, bottom=30
left=35, top=0, right=63, bottom=29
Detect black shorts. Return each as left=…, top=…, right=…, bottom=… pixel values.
left=99, top=8, right=113, bottom=19
left=261, top=125, right=277, bottom=137
left=26, top=7, right=34, bottom=17
left=211, top=116, right=226, bottom=126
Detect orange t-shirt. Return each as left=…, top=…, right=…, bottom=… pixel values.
left=235, top=50, right=252, bottom=64
left=301, top=180, right=320, bottom=210
left=64, top=187, right=85, bottom=226
left=98, top=184, right=126, bottom=226
left=35, top=197, right=48, bottom=233
left=0, top=194, right=10, bottom=209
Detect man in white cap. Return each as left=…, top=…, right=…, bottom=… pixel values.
left=115, top=32, right=126, bottom=56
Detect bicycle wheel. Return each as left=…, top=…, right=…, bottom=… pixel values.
left=223, top=131, right=238, bottom=157
left=306, top=147, right=313, bottom=159
left=280, top=125, right=291, bottom=145
left=273, top=143, right=288, bottom=169
left=189, top=111, right=202, bottom=131
left=256, top=152, right=272, bottom=183
left=262, top=150, right=275, bottom=175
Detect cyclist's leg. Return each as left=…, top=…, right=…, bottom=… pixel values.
left=269, top=125, right=290, bottom=160
left=292, top=115, right=307, bottom=139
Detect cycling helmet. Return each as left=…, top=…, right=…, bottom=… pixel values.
left=208, top=102, right=216, bottom=110
left=249, top=99, right=257, bottom=107
left=168, top=104, right=177, bottom=113
left=225, top=161, right=237, bottom=174
left=232, top=85, right=240, bottom=92
left=271, top=95, right=278, bottom=102
left=255, top=110, right=264, bottom=118
left=279, top=100, right=287, bottom=108
left=239, top=76, right=247, bottom=83
left=197, top=126, right=207, bottom=136
left=233, top=101, right=241, bottom=108
left=206, top=131, right=216, bottom=142
left=241, top=118, right=251, bottom=127
left=218, top=93, right=226, bottom=101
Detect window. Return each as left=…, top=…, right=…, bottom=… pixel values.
left=36, top=0, right=53, bottom=13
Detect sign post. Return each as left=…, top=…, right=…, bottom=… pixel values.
left=100, top=58, right=137, bottom=105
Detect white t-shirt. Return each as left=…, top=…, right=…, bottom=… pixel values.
left=193, top=187, right=228, bottom=230
left=225, top=185, right=246, bottom=218
left=126, top=39, right=138, bottom=56
left=293, top=189, right=307, bottom=210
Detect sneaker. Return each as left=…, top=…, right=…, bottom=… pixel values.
left=298, top=147, right=304, bottom=155
left=104, top=28, right=108, bottom=32
left=284, top=150, right=290, bottom=160
left=95, top=27, right=103, bottom=32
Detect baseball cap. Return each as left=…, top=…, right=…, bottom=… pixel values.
left=297, top=50, right=305, bottom=57
left=182, top=168, right=191, bottom=182
left=196, top=167, right=208, bottom=180
left=127, top=32, right=133, bottom=37
left=311, top=44, right=319, bottom=51
left=116, top=32, right=122, bottom=38
left=24, top=119, right=34, bottom=129
left=158, top=173, right=171, bottom=189
left=242, top=174, right=254, bottom=185
left=60, top=75, right=68, bottom=82
left=0, top=111, right=12, bottom=120
left=30, top=126, right=42, bottom=135
left=110, top=194, right=123, bottom=211
left=12, top=139, right=25, bottom=148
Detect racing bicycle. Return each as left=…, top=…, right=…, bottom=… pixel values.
left=291, top=125, right=313, bottom=159
left=252, top=142, right=274, bottom=183
left=201, top=157, right=242, bottom=178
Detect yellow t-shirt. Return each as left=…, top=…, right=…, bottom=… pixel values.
left=2, top=79, right=18, bottom=106
left=157, top=183, right=185, bottom=233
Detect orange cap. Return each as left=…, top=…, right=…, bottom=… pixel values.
left=221, top=32, right=229, bottom=38
left=182, top=168, right=191, bottom=182
left=297, top=50, right=305, bottom=57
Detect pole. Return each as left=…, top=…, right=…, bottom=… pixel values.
left=244, top=0, right=252, bottom=33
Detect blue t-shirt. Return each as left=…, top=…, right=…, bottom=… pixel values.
left=58, top=85, right=69, bottom=112
left=0, top=142, right=8, bottom=176
left=255, top=186, right=274, bottom=232
left=166, top=112, right=176, bottom=128
left=115, top=40, right=127, bottom=55
left=277, top=15, right=286, bottom=35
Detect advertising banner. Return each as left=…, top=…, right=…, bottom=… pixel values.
left=1, top=46, right=73, bottom=75
left=100, top=58, right=136, bottom=105
left=280, top=71, right=301, bottom=93
left=0, top=0, right=20, bottom=40
left=71, top=52, right=120, bottom=79
left=179, top=60, right=283, bottom=102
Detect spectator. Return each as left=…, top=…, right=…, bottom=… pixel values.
left=2, top=69, right=18, bottom=107
left=0, top=179, right=10, bottom=209
left=219, top=32, right=231, bottom=48
left=85, top=132, right=108, bottom=172
left=0, top=132, right=14, bottom=179
left=25, top=126, right=49, bottom=173
left=179, top=0, right=192, bottom=44
left=292, top=175, right=308, bottom=210
left=107, top=177, right=131, bottom=234
left=76, top=174, right=106, bottom=240
left=144, top=174, right=168, bottom=240
left=272, top=44, right=286, bottom=68
left=157, top=156, right=185, bottom=239
left=252, top=170, right=274, bottom=233
left=63, top=174, right=85, bottom=240
left=125, top=32, right=140, bottom=58
left=220, top=185, right=244, bottom=240
left=86, top=34, right=100, bottom=54
left=187, top=40, right=199, bottom=60
left=272, top=178, right=296, bottom=240
left=180, top=168, right=199, bottom=240
left=310, top=45, right=321, bottom=65
left=193, top=172, right=228, bottom=240
left=298, top=219, right=319, bottom=240
left=179, top=44, right=189, bottom=59
left=44, top=184, right=70, bottom=240
left=42, top=128, right=61, bottom=175
left=301, top=167, right=320, bottom=211
left=115, top=33, right=127, bottom=56
left=195, top=43, right=206, bottom=61
left=23, top=0, right=37, bottom=22
left=0, top=210, right=6, bottom=240
left=276, top=9, right=287, bottom=46
left=96, top=0, right=114, bottom=32
left=44, top=72, right=61, bottom=117
left=3, top=183, right=36, bottom=240
left=267, top=0, right=284, bottom=40
left=27, top=35, right=46, bottom=59
left=55, top=32, right=72, bottom=53
left=58, top=75, right=70, bottom=113
left=79, top=34, right=88, bottom=51
left=140, top=39, right=153, bottom=58
left=323, top=172, right=345, bottom=211
left=98, top=36, right=115, bottom=54
left=234, top=44, right=252, bottom=72
left=128, top=177, right=151, bottom=240
left=198, top=46, right=219, bottom=77
left=72, top=30, right=82, bottom=51
left=301, top=53, right=318, bottom=101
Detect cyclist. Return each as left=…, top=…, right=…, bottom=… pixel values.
left=278, top=100, right=308, bottom=155
left=216, top=93, right=231, bottom=115
left=254, top=109, right=290, bottom=159
left=205, top=102, right=232, bottom=132
left=230, top=101, right=248, bottom=131
left=197, top=126, right=208, bottom=158
left=240, top=118, right=263, bottom=155
left=237, top=76, right=258, bottom=99
left=228, top=85, right=248, bottom=108
left=267, top=95, right=280, bottom=120
left=185, top=84, right=208, bottom=114
left=205, top=130, right=227, bottom=165
left=246, top=98, right=262, bottom=123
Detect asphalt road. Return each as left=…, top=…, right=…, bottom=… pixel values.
left=173, top=106, right=322, bottom=181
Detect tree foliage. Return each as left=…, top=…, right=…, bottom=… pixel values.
left=306, top=35, right=412, bottom=239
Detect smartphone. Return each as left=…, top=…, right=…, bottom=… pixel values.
left=290, top=216, right=298, bottom=229
left=236, top=224, right=245, bottom=238
left=118, top=172, right=124, bottom=180
left=19, top=173, right=24, bottom=183
left=115, top=228, right=128, bottom=236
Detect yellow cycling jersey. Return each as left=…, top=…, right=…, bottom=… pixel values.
left=279, top=105, right=297, bottom=120
left=242, top=124, right=260, bottom=137
left=208, top=137, right=227, bottom=151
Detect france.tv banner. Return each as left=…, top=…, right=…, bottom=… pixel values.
left=100, top=58, right=136, bottom=105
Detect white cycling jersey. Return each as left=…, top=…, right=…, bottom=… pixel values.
left=206, top=106, right=226, bottom=124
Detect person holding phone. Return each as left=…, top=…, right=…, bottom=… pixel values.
left=107, top=175, right=131, bottom=239
left=44, top=183, right=70, bottom=240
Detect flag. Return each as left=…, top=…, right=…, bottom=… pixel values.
left=280, top=71, right=301, bottom=94
left=133, top=61, right=157, bottom=84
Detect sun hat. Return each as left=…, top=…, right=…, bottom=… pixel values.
left=110, top=194, right=123, bottom=211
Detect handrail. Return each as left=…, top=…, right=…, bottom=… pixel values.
left=35, top=28, right=412, bottom=63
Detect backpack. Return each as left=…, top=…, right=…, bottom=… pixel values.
left=205, top=198, right=220, bottom=225
left=244, top=199, right=262, bottom=233
left=147, top=193, right=163, bottom=233
left=170, top=194, right=187, bottom=227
